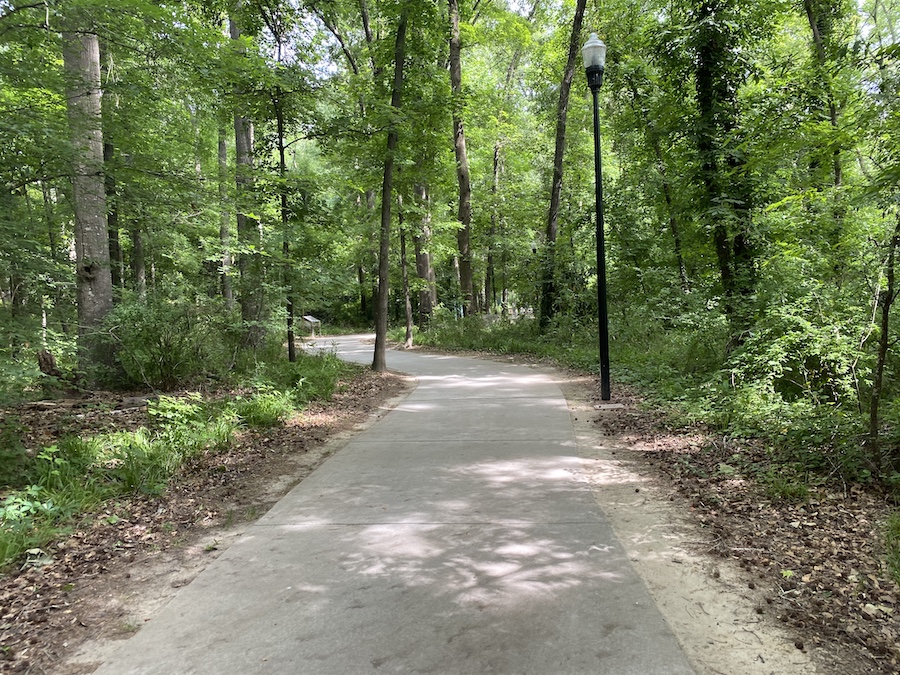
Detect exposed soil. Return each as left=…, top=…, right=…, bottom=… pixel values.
left=2, top=345, right=898, bottom=675
left=0, top=368, right=410, bottom=674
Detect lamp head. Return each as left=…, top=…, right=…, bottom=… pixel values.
left=582, top=33, right=607, bottom=91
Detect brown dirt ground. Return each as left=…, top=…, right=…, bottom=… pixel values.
left=2, top=346, right=899, bottom=675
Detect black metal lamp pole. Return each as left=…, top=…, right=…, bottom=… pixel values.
left=582, top=33, right=611, bottom=401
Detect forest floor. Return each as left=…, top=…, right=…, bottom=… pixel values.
left=0, top=348, right=898, bottom=674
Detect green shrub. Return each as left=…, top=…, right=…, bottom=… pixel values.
left=104, top=298, right=241, bottom=389
left=884, top=512, right=900, bottom=586
left=0, top=416, right=34, bottom=489
left=231, top=389, right=294, bottom=428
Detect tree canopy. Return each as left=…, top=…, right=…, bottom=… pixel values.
left=4, top=0, right=900, bottom=473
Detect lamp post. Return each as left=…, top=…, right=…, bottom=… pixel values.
left=582, top=32, right=611, bottom=401
left=581, top=33, right=610, bottom=401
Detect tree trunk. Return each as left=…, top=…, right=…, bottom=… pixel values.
left=654, top=140, right=690, bottom=292
left=373, top=10, right=408, bottom=372
left=412, top=183, right=437, bottom=326
left=275, top=88, right=296, bottom=362
left=61, top=28, right=113, bottom=371
left=486, top=144, right=501, bottom=310
left=103, top=141, right=123, bottom=290
left=449, top=0, right=474, bottom=316
left=694, top=0, right=755, bottom=343
left=540, top=0, right=587, bottom=330
left=869, top=214, right=900, bottom=474
left=231, top=15, right=266, bottom=349
left=218, top=126, right=234, bottom=307
left=399, top=198, right=414, bottom=349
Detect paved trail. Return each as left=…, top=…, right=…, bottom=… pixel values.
left=93, top=336, right=695, bottom=674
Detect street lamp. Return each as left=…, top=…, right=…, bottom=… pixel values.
left=582, top=32, right=611, bottom=401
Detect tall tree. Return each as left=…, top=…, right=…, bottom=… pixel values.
left=61, top=24, right=114, bottom=370
left=373, top=9, right=409, bottom=372
left=449, top=0, right=475, bottom=315
left=539, top=0, right=587, bottom=330
left=230, top=13, right=266, bottom=349
left=691, top=0, right=757, bottom=342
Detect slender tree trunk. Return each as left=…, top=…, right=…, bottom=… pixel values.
left=399, top=199, right=414, bottom=348
left=655, top=143, right=689, bottom=292
left=373, top=11, right=408, bottom=372
left=358, top=266, right=368, bottom=319
left=274, top=90, right=296, bottom=362
left=540, top=0, right=587, bottom=330
left=869, top=215, right=900, bottom=474
left=62, top=27, right=113, bottom=371
left=804, top=0, right=842, bottom=188
left=413, top=184, right=437, bottom=327
left=103, top=141, right=123, bottom=290
left=449, top=0, right=474, bottom=316
left=231, top=15, right=265, bottom=349
left=130, top=220, right=146, bottom=297
left=218, top=126, right=234, bottom=307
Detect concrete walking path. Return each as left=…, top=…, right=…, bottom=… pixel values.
left=92, top=335, right=696, bottom=674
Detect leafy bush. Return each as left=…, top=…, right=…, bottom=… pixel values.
left=884, top=512, right=900, bottom=586
left=104, top=298, right=242, bottom=389
left=727, top=306, right=861, bottom=406
left=0, top=416, right=33, bottom=488
left=231, top=389, right=294, bottom=428
left=253, top=350, right=350, bottom=405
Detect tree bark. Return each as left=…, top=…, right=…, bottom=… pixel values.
left=373, top=11, right=408, bottom=372
left=61, top=27, right=113, bottom=370
left=869, top=215, right=900, bottom=474
left=413, top=184, right=437, bottom=326
left=540, top=0, right=587, bottom=330
left=103, top=141, right=123, bottom=290
left=231, top=15, right=266, bottom=349
left=449, top=0, right=474, bottom=316
left=399, top=198, right=414, bottom=349
left=694, top=0, right=755, bottom=343
left=218, top=126, right=234, bottom=307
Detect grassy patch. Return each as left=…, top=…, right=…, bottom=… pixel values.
left=884, top=512, right=900, bottom=586
left=0, top=350, right=356, bottom=571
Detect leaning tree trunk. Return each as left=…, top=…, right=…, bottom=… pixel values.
left=540, top=0, right=587, bottom=331
left=373, top=10, right=408, bottom=372
left=62, top=27, right=113, bottom=373
left=449, top=0, right=474, bottom=316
